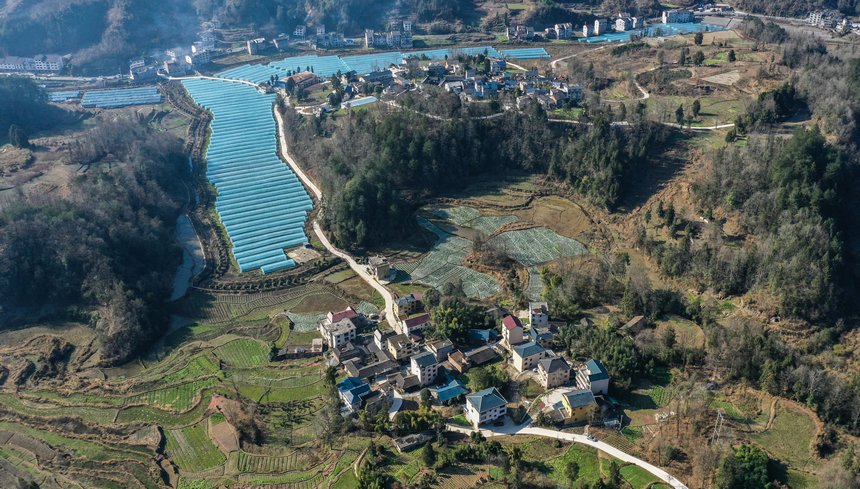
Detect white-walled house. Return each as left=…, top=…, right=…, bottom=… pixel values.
left=465, top=387, right=508, bottom=428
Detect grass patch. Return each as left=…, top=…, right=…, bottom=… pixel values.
left=751, top=404, right=818, bottom=470
left=451, top=414, right=471, bottom=427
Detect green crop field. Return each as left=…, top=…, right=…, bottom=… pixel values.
left=548, top=444, right=601, bottom=486
left=160, top=355, right=220, bottom=384
left=620, top=464, right=660, bottom=489
left=431, top=205, right=519, bottom=235
left=214, top=338, right=271, bottom=368
left=237, top=450, right=303, bottom=473
left=752, top=404, right=818, bottom=470
left=165, top=422, right=226, bottom=472
left=127, top=378, right=217, bottom=412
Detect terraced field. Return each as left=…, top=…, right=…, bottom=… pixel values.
left=214, top=338, right=272, bottom=368
left=410, top=217, right=502, bottom=299
left=165, top=422, right=227, bottom=472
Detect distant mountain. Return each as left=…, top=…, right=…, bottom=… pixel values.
left=0, top=0, right=198, bottom=74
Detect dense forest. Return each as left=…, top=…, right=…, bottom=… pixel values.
left=0, top=78, right=73, bottom=142
left=0, top=116, right=190, bottom=365
left=280, top=101, right=666, bottom=249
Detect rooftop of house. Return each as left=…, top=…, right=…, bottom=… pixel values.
left=328, top=306, right=358, bottom=323
left=403, top=313, right=431, bottom=328
left=449, top=350, right=468, bottom=365
left=411, top=350, right=437, bottom=368
left=528, top=328, right=555, bottom=343
left=369, top=255, right=388, bottom=266
left=529, top=301, right=549, bottom=314
left=468, top=328, right=497, bottom=343
left=503, top=315, right=523, bottom=331
left=539, top=356, right=570, bottom=374
left=322, top=317, right=356, bottom=335
left=387, top=333, right=411, bottom=350
left=467, top=387, right=507, bottom=413
left=513, top=341, right=545, bottom=359
left=428, top=339, right=453, bottom=352
left=337, top=377, right=370, bottom=398
left=585, top=359, right=609, bottom=381
left=563, top=388, right=596, bottom=409
left=623, top=315, right=646, bottom=329
left=465, top=345, right=498, bottom=365
left=436, top=379, right=469, bottom=402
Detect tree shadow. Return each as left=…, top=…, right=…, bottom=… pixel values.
left=616, top=130, right=697, bottom=211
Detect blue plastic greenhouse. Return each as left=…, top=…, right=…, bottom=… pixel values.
left=182, top=78, right=313, bottom=274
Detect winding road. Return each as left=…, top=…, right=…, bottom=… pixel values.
left=448, top=423, right=688, bottom=489
left=272, top=107, right=399, bottom=330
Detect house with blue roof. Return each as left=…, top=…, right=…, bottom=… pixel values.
left=465, top=387, right=508, bottom=428
left=337, top=377, right=371, bottom=414
left=468, top=328, right=498, bottom=344
left=512, top=341, right=548, bottom=373
left=435, top=379, right=469, bottom=405
left=575, top=359, right=610, bottom=395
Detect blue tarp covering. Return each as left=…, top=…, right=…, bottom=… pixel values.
left=182, top=78, right=313, bottom=274
left=48, top=91, right=80, bottom=102
left=81, top=87, right=162, bottom=108
left=436, top=379, right=469, bottom=403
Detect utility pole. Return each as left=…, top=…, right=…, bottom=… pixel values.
left=710, top=410, right=724, bottom=445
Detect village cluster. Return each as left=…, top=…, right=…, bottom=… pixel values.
left=313, top=288, right=618, bottom=437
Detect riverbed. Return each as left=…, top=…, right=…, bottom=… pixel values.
left=170, top=214, right=205, bottom=301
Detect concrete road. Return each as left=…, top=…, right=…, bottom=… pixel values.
left=447, top=422, right=689, bottom=489
left=273, top=107, right=399, bottom=330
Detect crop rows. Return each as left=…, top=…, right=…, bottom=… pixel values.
left=489, top=227, right=587, bottom=266
left=432, top=205, right=519, bottom=235
left=411, top=217, right=501, bottom=299
left=160, top=355, right=220, bottom=384
left=126, top=378, right=216, bottom=412
left=214, top=338, right=271, bottom=368
left=194, top=284, right=330, bottom=322
left=237, top=450, right=302, bottom=473
left=526, top=266, right=544, bottom=301
left=165, top=422, right=226, bottom=472
left=0, top=394, right=119, bottom=425
left=285, top=312, right=325, bottom=332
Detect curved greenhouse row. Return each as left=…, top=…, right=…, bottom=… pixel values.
left=182, top=78, right=313, bottom=274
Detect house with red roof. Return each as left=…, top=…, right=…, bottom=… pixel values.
left=502, top=315, right=525, bottom=347
left=399, top=312, right=431, bottom=335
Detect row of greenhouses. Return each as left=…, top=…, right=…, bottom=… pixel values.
left=182, top=78, right=313, bottom=274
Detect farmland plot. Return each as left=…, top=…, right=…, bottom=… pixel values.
left=214, top=338, right=271, bottom=368
left=165, top=422, right=226, bottom=472
left=432, top=205, right=519, bottom=235
left=411, top=219, right=501, bottom=299
left=489, top=227, right=587, bottom=266
left=126, top=378, right=216, bottom=412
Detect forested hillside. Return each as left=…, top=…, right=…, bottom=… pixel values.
left=0, top=110, right=190, bottom=366
left=280, top=101, right=666, bottom=249
left=0, top=0, right=199, bottom=73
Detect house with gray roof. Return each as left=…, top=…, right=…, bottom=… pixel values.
left=538, top=356, right=571, bottom=389
left=410, top=350, right=439, bottom=386
left=512, top=341, right=548, bottom=373
left=575, top=359, right=610, bottom=395
left=465, top=387, right=508, bottom=428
